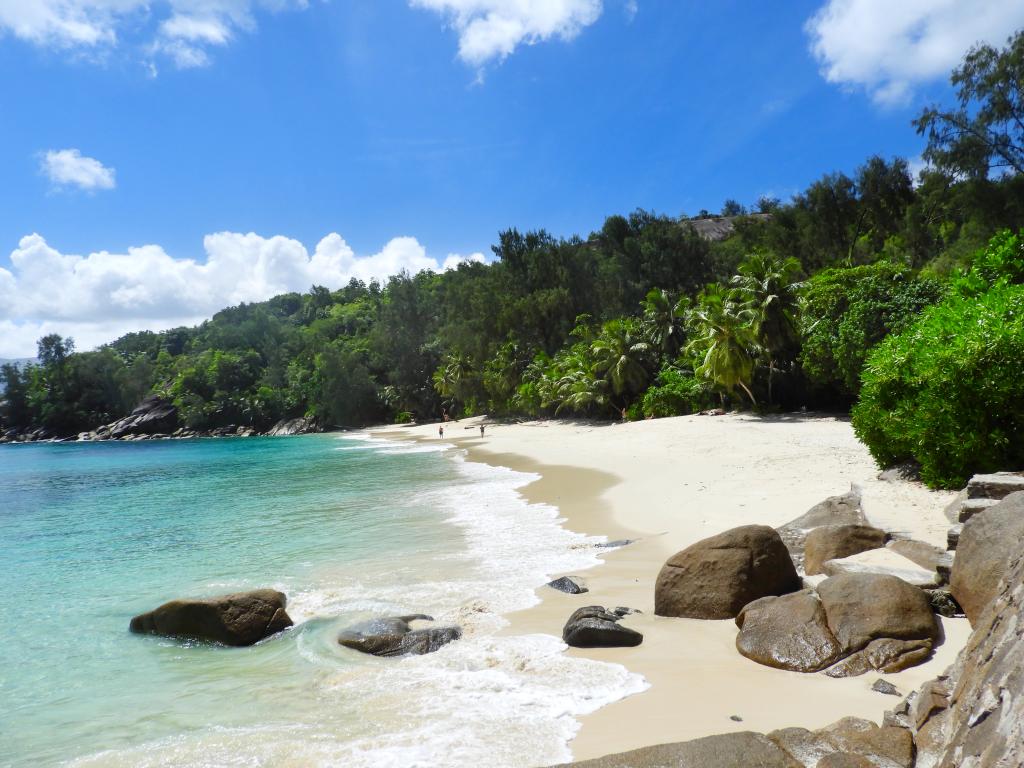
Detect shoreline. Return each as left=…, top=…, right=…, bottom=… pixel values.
left=370, top=413, right=971, bottom=764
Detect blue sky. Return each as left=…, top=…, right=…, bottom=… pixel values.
left=1, top=0, right=1021, bottom=356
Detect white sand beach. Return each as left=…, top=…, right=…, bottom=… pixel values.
left=371, top=413, right=970, bottom=763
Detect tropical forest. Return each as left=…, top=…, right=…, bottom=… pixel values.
left=3, top=32, right=1024, bottom=489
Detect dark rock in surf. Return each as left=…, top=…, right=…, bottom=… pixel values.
left=547, top=576, right=588, bottom=594
left=337, top=614, right=461, bottom=657
left=562, top=605, right=643, bottom=648
left=129, top=589, right=293, bottom=646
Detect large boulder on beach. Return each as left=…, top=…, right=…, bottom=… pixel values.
left=735, top=590, right=843, bottom=672
left=338, top=614, right=462, bottom=657
left=817, top=573, right=938, bottom=654
left=563, top=606, right=643, bottom=648
left=655, top=525, right=801, bottom=619
left=735, top=574, right=938, bottom=676
left=129, top=589, right=293, bottom=646
left=804, top=525, right=887, bottom=576
left=949, top=491, right=1024, bottom=625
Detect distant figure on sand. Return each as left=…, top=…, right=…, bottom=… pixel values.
left=438, top=425, right=444, bottom=439
left=479, top=424, right=485, bottom=437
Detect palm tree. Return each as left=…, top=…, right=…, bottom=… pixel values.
left=432, top=353, right=475, bottom=414
left=590, top=319, right=651, bottom=409
left=640, top=288, right=688, bottom=360
left=686, top=285, right=758, bottom=406
left=731, top=252, right=804, bottom=404
left=553, top=369, right=610, bottom=415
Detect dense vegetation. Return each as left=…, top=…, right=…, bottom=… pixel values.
left=3, top=32, right=1024, bottom=488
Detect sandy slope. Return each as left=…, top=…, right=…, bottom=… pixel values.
left=371, top=413, right=969, bottom=763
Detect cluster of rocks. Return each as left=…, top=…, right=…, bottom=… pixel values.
left=736, top=574, right=938, bottom=677
left=652, top=519, right=942, bottom=678
left=559, top=472, right=1024, bottom=767
left=130, top=590, right=466, bottom=658
left=2, top=396, right=322, bottom=444
left=1, top=425, right=59, bottom=443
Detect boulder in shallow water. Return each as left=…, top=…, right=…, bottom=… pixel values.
left=562, top=605, right=643, bottom=648
left=129, top=589, right=293, bottom=646
left=655, top=525, right=801, bottom=619
left=337, top=614, right=462, bottom=657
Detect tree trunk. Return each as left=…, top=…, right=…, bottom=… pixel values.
left=739, top=380, right=757, bottom=407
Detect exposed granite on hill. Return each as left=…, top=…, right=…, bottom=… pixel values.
left=0, top=397, right=321, bottom=443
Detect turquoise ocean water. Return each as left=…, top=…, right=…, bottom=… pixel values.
left=0, top=434, right=643, bottom=767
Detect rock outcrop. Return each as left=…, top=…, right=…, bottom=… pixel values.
left=885, top=546, right=1024, bottom=767
left=562, top=606, right=643, bottom=648
left=96, top=395, right=179, bottom=440
left=804, top=525, right=887, bottom=576
left=266, top=416, right=320, bottom=436
left=655, top=525, right=801, bottom=619
left=337, top=615, right=461, bottom=657
left=949, top=491, right=1024, bottom=625
left=129, top=589, right=293, bottom=646
left=735, top=573, right=939, bottom=677
left=551, top=731, right=798, bottom=768
left=553, top=717, right=914, bottom=768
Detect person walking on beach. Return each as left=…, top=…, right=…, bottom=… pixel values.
left=438, top=425, right=444, bottom=439
left=479, top=424, right=485, bottom=437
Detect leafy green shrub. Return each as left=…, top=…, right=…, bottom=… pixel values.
left=641, top=368, right=712, bottom=418
left=799, top=263, right=945, bottom=399
left=394, top=411, right=413, bottom=424
left=950, top=229, right=1024, bottom=295
left=852, top=284, right=1024, bottom=488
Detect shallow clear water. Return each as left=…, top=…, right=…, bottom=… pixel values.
left=0, top=434, right=644, bottom=767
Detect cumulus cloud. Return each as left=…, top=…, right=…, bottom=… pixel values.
left=39, top=148, right=116, bottom=191
left=0, top=0, right=306, bottom=68
left=806, top=0, right=1024, bottom=106
left=0, top=232, right=486, bottom=357
left=410, top=0, right=603, bottom=67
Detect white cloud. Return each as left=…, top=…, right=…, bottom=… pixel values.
left=39, top=148, right=116, bottom=191
left=806, top=0, right=1024, bottom=105
left=410, top=0, right=603, bottom=67
left=0, top=0, right=306, bottom=68
left=0, top=232, right=487, bottom=357
left=442, top=252, right=486, bottom=270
